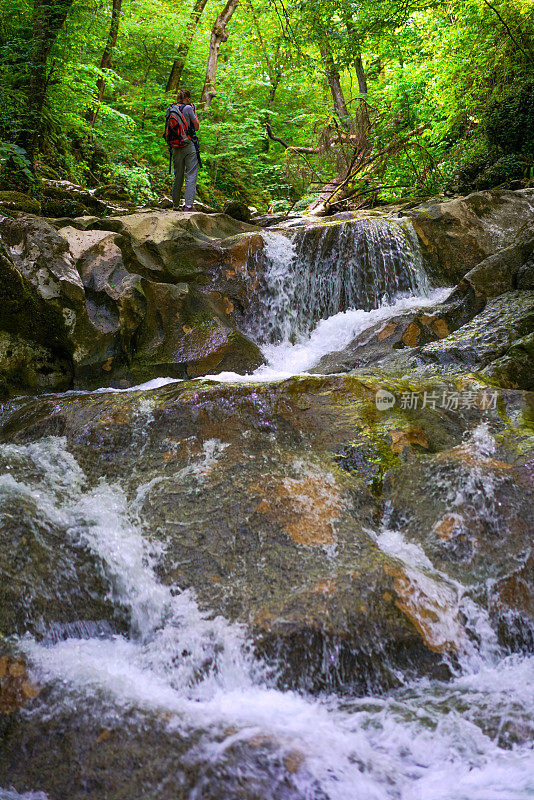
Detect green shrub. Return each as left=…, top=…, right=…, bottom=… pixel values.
left=108, top=164, right=155, bottom=204
left=0, top=141, right=33, bottom=189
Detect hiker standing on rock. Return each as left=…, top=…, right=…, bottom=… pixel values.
left=164, top=88, right=200, bottom=212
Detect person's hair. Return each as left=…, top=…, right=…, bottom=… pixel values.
left=176, top=88, right=191, bottom=103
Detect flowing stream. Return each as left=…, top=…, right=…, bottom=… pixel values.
left=1, top=217, right=533, bottom=799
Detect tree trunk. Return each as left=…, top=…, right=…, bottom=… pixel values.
left=320, top=44, right=350, bottom=127
left=18, top=0, right=75, bottom=169
left=166, top=0, right=209, bottom=94
left=353, top=51, right=370, bottom=136
left=354, top=54, right=367, bottom=95
left=247, top=0, right=282, bottom=149
left=87, top=0, right=122, bottom=128
left=200, top=0, right=239, bottom=110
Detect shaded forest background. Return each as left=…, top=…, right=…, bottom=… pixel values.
left=0, top=0, right=533, bottom=213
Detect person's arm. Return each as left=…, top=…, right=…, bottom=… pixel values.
left=189, top=103, right=200, bottom=131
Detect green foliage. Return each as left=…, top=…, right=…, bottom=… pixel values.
left=0, top=142, right=33, bottom=187
left=108, top=164, right=156, bottom=204
left=1, top=0, right=533, bottom=208
left=475, top=154, right=529, bottom=189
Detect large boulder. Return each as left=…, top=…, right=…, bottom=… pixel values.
left=407, top=189, right=534, bottom=283
left=122, top=279, right=264, bottom=382
left=462, top=236, right=534, bottom=297
left=413, top=291, right=534, bottom=376
left=0, top=240, right=72, bottom=394
left=0, top=375, right=532, bottom=798
left=0, top=213, right=265, bottom=393
left=311, top=282, right=485, bottom=375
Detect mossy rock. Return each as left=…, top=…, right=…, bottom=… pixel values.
left=94, top=183, right=133, bottom=203
left=41, top=184, right=105, bottom=213
left=40, top=197, right=90, bottom=218
left=0, top=191, right=40, bottom=215
left=0, top=330, right=72, bottom=395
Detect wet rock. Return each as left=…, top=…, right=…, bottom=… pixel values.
left=481, top=332, right=534, bottom=390
left=463, top=236, right=534, bottom=297
left=0, top=694, right=322, bottom=800
left=491, top=552, right=534, bottom=651
left=407, top=188, right=534, bottom=283
left=340, top=290, right=534, bottom=390
left=0, top=488, right=121, bottom=639
left=0, top=655, right=40, bottom=715
left=415, top=291, right=534, bottom=373
left=223, top=200, right=252, bottom=223
left=383, top=430, right=534, bottom=645
left=312, top=284, right=485, bottom=375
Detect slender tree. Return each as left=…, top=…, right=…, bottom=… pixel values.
left=19, top=0, right=76, bottom=169
left=200, top=0, right=239, bottom=110
left=87, top=0, right=123, bottom=128
left=320, top=43, right=350, bottom=127
left=166, top=0, right=209, bottom=94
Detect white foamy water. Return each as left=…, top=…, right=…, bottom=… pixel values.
left=1, top=435, right=532, bottom=800
left=254, top=287, right=450, bottom=380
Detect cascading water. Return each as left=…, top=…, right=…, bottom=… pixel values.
left=1, top=426, right=533, bottom=799
left=245, top=217, right=431, bottom=345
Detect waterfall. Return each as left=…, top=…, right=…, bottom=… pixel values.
left=245, top=217, right=432, bottom=344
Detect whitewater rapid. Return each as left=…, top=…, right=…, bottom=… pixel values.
left=2, top=428, right=533, bottom=800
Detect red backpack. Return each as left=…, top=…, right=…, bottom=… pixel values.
left=163, top=104, right=190, bottom=149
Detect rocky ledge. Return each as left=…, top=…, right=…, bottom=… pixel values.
left=0, top=211, right=266, bottom=395
left=1, top=187, right=534, bottom=399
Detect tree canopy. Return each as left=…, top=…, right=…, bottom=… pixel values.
left=0, top=0, right=533, bottom=211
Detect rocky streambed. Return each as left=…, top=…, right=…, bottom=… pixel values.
left=0, top=188, right=533, bottom=799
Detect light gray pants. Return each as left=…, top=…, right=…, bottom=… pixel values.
left=172, top=141, right=198, bottom=208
